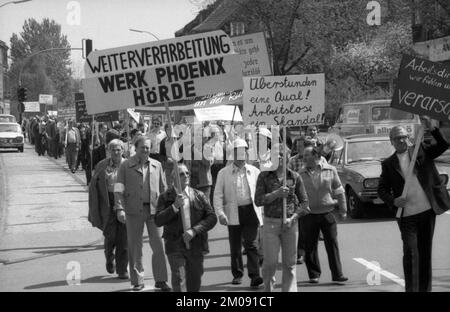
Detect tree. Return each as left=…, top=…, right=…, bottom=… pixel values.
left=8, top=18, right=74, bottom=110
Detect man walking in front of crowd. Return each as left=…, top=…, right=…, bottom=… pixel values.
left=299, top=146, right=348, bottom=284
left=89, top=139, right=129, bottom=280
left=156, top=163, right=217, bottom=292
left=214, top=138, right=264, bottom=288
left=65, top=120, right=80, bottom=173
left=254, top=144, right=309, bottom=292
left=114, top=136, right=170, bottom=291
left=378, top=122, right=449, bottom=292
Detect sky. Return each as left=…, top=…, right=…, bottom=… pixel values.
left=0, top=0, right=204, bottom=77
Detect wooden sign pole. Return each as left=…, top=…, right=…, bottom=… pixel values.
left=283, top=126, right=287, bottom=224
left=165, top=102, right=190, bottom=250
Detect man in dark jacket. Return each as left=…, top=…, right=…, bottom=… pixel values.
left=378, top=123, right=450, bottom=292
left=155, top=163, right=218, bottom=292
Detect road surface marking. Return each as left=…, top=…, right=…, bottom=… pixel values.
left=353, top=257, right=405, bottom=287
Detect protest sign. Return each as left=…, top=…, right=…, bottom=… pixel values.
left=75, top=92, right=119, bottom=122
left=232, top=32, right=272, bottom=76
left=391, top=54, right=450, bottom=122
left=136, top=90, right=242, bottom=112
left=194, top=104, right=242, bottom=121
left=57, top=107, right=76, bottom=121
left=242, top=74, right=325, bottom=126
left=39, top=94, right=53, bottom=105
left=83, top=30, right=243, bottom=115
left=127, top=108, right=140, bottom=123
left=24, top=101, right=40, bottom=112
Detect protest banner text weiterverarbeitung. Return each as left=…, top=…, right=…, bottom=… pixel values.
left=82, top=30, right=243, bottom=115
left=391, top=54, right=450, bottom=122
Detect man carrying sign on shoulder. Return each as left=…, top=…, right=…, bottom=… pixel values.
left=378, top=118, right=450, bottom=292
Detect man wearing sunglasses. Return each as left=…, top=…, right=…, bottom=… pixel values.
left=378, top=120, right=450, bottom=292
left=156, top=163, right=217, bottom=292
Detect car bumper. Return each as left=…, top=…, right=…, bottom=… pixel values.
left=358, top=190, right=384, bottom=204
left=0, top=142, right=23, bottom=148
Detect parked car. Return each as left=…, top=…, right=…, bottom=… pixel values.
left=330, top=134, right=449, bottom=218
left=0, top=122, right=24, bottom=152
left=0, top=114, right=16, bottom=123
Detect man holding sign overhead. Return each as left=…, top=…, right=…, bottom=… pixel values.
left=378, top=119, right=450, bottom=292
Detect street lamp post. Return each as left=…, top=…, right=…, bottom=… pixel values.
left=129, top=28, right=160, bottom=41
left=0, top=0, right=32, bottom=9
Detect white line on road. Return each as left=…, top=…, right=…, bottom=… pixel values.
left=353, top=257, right=405, bottom=287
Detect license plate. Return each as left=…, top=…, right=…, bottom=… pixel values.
left=373, top=198, right=384, bottom=204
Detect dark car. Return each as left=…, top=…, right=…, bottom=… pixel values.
left=329, top=134, right=449, bottom=218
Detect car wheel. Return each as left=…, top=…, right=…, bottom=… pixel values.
left=18, top=147, right=24, bottom=153
left=346, top=188, right=364, bottom=219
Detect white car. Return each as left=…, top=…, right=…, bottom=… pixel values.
left=0, top=122, right=24, bottom=152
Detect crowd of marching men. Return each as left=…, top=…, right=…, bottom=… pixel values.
left=21, top=114, right=348, bottom=292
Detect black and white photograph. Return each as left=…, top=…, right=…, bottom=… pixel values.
left=0, top=0, right=450, bottom=295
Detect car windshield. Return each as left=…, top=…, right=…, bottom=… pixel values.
left=347, top=140, right=394, bottom=164
left=371, top=107, right=414, bottom=121
left=0, top=124, right=21, bottom=132
left=0, top=116, right=16, bottom=123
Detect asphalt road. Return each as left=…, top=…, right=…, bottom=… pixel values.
left=0, top=143, right=449, bottom=292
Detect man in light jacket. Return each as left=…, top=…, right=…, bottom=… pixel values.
left=114, top=136, right=170, bottom=291
left=214, top=138, right=264, bottom=288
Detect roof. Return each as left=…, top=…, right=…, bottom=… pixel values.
left=192, top=0, right=241, bottom=32
left=344, top=134, right=390, bottom=142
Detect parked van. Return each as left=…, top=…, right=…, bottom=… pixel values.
left=332, top=99, right=422, bottom=138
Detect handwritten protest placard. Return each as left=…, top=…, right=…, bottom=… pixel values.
left=391, top=54, right=450, bottom=122
left=232, top=32, right=272, bottom=76
left=82, top=30, right=243, bottom=115
left=242, top=74, right=325, bottom=126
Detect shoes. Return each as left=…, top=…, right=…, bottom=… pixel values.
left=106, top=261, right=115, bottom=274
left=242, top=249, right=247, bottom=255
left=333, top=276, right=348, bottom=284
left=118, top=272, right=129, bottom=280
left=250, top=276, right=263, bottom=288
left=296, top=256, right=304, bottom=265
left=155, top=281, right=171, bottom=291
left=309, top=278, right=319, bottom=284
left=133, top=284, right=145, bottom=291
left=232, top=277, right=242, bottom=285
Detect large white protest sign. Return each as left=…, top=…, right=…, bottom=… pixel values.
left=24, top=101, right=40, bottom=112
left=83, top=30, right=243, bottom=115
left=39, top=94, right=53, bottom=105
left=243, top=74, right=325, bottom=126
left=194, top=105, right=242, bottom=121
left=232, top=32, right=272, bottom=76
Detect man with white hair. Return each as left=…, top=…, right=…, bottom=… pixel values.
left=89, top=139, right=128, bottom=279
left=378, top=122, right=450, bottom=292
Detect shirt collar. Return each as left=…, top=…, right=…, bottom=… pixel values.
left=232, top=163, right=247, bottom=174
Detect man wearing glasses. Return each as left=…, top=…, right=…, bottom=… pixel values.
left=149, top=116, right=167, bottom=163
left=378, top=121, right=450, bottom=292
left=156, top=164, right=217, bottom=292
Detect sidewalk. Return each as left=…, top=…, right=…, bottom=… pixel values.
left=0, top=143, right=101, bottom=266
